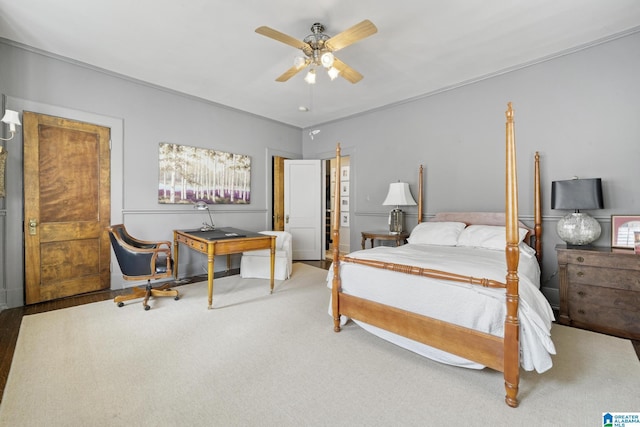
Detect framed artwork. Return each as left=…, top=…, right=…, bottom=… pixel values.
left=158, top=143, right=251, bottom=204
left=340, top=182, right=349, bottom=196
left=341, top=166, right=350, bottom=181
left=340, top=213, right=350, bottom=227
left=611, top=215, right=640, bottom=249
left=340, top=196, right=350, bottom=212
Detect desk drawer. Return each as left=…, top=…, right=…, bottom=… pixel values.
left=177, top=235, right=207, bottom=252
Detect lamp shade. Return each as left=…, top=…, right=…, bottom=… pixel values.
left=382, top=182, right=417, bottom=207
left=551, top=178, right=603, bottom=211
left=1, top=110, right=21, bottom=127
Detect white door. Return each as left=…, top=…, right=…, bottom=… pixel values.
left=284, top=159, right=322, bottom=260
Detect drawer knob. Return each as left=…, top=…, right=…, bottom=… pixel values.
left=577, top=290, right=586, bottom=297
left=577, top=271, right=584, bottom=277
left=576, top=256, right=584, bottom=263
left=577, top=309, right=585, bottom=315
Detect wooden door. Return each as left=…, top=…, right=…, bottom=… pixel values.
left=23, top=112, right=111, bottom=304
left=273, top=156, right=285, bottom=231
left=284, top=159, right=322, bottom=260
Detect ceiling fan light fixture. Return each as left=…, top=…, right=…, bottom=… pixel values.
left=328, top=67, right=340, bottom=80
left=304, top=68, right=316, bottom=84
left=320, top=51, right=334, bottom=68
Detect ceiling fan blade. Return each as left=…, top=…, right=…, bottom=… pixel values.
left=325, top=19, right=378, bottom=52
left=332, top=57, right=363, bottom=84
left=275, top=61, right=309, bottom=82
left=255, top=26, right=307, bottom=50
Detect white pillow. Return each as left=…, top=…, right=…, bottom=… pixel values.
left=407, top=222, right=467, bottom=246
left=457, top=225, right=528, bottom=250
left=519, top=243, right=537, bottom=258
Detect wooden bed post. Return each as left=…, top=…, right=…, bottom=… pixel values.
left=504, top=102, right=520, bottom=408
left=332, top=143, right=342, bottom=332
left=534, top=151, right=542, bottom=263
left=417, top=165, right=424, bottom=224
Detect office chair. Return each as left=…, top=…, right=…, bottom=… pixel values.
left=108, top=224, right=179, bottom=310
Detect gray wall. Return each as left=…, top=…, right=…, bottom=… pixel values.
left=1, top=30, right=639, bottom=310
left=0, top=40, right=301, bottom=309
left=302, top=31, right=640, bottom=307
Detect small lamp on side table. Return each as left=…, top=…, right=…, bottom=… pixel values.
left=551, top=177, right=604, bottom=246
left=382, top=182, right=416, bottom=234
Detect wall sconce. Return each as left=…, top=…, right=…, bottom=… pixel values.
left=194, top=201, right=215, bottom=231
left=551, top=177, right=604, bottom=246
left=1, top=110, right=21, bottom=141
left=382, top=182, right=417, bottom=234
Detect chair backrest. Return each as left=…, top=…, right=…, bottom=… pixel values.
left=108, top=224, right=171, bottom=279
left=259, top=231, right=292, bottom=251
left=110, top=224, right=157, bottom=249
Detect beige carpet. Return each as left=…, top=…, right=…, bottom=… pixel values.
left=1, top=263, right=638, bottom=426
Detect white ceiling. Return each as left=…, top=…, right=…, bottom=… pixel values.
left=1, top=1, right=639, bottom=129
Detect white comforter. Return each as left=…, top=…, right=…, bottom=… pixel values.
left=327, top=244, right=556, bottom=373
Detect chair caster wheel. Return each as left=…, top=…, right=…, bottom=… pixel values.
left=117, top=302, right=124, bottom=307
left=144, top=305, right=151, bottom=311
left=174, top=296, right=180, bottom=301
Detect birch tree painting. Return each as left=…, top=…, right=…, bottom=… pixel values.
left=158, top=143, right=251, bottom=204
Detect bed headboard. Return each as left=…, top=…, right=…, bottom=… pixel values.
left=430, top=212, right=532, bottom=233
left=422, top=151, right=542, bottom=264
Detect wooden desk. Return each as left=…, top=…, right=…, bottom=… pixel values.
left=174, top=228, right=276, bottom=309
left=361, top=230, right=410, bottom=249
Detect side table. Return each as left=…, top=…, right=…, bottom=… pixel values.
left=361, top=230, right=409, bottom=249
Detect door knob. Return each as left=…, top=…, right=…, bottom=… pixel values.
left=28, top=218, right=37, bottom=235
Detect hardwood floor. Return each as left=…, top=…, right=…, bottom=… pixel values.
left=1, top=259, right=637, bottom=406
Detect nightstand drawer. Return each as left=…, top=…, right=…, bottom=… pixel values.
left=563, top=250, right=640, bottom=270
left=568, top=283, right=640, bottom=312
left=568, top=286, right=640, bottom=339
left=567, top=265, right=640, bottom=291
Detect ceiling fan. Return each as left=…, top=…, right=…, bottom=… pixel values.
left=255, top=19, right=377, bottom=84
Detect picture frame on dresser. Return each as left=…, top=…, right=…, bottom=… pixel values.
left=611, top=215, right=640, bottom=249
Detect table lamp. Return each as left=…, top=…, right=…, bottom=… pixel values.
left=194, top=201, right=215, bottom=231
left=382, top=182, right=416, bottom=234
left=551, top=177, right=604, bottom=246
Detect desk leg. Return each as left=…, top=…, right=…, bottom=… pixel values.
left=269, top=237, right=275, bottom=294
left=207, top=250, right=215, bottom=310
left=173, top=232, right=179, bottom=280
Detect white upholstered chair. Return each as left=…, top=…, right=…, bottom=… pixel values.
left=240, top=231, right=293, bottom=280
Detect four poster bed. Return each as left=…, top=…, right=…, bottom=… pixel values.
left=329, top=103, right=555, bottom=408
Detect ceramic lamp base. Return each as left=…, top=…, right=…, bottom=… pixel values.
left=389, top=208, right=404, bottom=234
left=557, top=212, right=601, bottom=246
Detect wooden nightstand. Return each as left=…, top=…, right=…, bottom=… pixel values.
left=361, top=231, right=409, bottom=249
left=556, top=244, right=640, bottom=340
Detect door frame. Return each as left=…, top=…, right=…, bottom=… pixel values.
left=316, top=146, right=355, bottom=256
left=266, top=147, right=299, bottom=231
left=1, top=96, right=124, bottom=308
